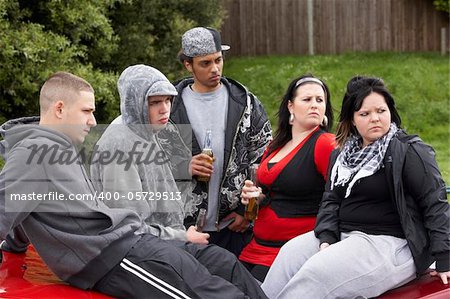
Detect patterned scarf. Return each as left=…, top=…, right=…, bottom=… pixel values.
left=330, top=123, right=398, bottom=198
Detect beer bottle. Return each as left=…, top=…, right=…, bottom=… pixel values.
left=197, top=129, right=214, bottom=182
left=244, top=164, right=260, bottom=221
left=195, top=208, right=207, bottom=232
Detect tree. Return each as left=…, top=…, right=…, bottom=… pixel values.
left=433, top=0, right=450, bottom=13
left=0, top=0, right=225, bottom=125
left=0, top=0, right=119, bottom=124
left=107, top=0, right=225, bottom=80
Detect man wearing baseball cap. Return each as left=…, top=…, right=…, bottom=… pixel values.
left=171, top=27, right=272, bottom=256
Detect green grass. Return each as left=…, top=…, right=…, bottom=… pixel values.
left=223, top=52, right=450, bottom=183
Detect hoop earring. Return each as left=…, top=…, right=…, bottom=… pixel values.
left=289, top=113, right=294, bottom=125
left=321, top=115, right=328, bottom=127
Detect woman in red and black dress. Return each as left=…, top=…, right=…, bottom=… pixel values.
left=239, top=74, right=335, bottom=281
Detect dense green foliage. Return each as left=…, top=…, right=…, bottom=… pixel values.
left=0, top=0, right=119, bottom=124
left=108, top=0, right=224, bottom=79
left=0, top=0, right=224, bottom=124
left=223, top=52, right=450, bottom=183
left=433, top=0, right=450, bottom=13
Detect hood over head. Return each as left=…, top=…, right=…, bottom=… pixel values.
left=118, top=64, right=177, bottom=125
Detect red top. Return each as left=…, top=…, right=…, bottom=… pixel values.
left=239, top=129, right=335, bottom=267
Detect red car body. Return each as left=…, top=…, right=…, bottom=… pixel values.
left=0, top=246, right=111, bottom=299
left=0, top=246, right=448, bottom=298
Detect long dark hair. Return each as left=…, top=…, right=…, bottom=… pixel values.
left=268, top=74, right=333, bottom=155
left=335, top=75, right=401, bottom=148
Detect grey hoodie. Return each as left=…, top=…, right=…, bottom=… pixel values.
left=90, top=64, right=194, bottom=241
left=0, top=117, right=141, bottom=289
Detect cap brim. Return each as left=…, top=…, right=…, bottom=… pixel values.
left=221, top=45, right=231, bottom=51
left=147, top=81, right=178, bottom=97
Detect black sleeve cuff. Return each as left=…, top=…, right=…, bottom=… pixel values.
left=1, top=236, right=28, bottom=253
left=259, top=193, right=271, bottom=207
left=235, top=203, right=246, bottom=216
left=435, top=252, right=450, bottom=272
left=316, top=231, right=338, bottom=246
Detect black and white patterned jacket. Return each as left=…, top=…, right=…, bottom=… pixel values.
left=171, top=77, right=272, bottom=227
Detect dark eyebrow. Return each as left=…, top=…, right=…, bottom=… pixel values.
left=149, top=96, right=171, bottom=103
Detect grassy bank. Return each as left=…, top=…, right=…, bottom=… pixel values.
left=224, top=52, right=449, bottom=183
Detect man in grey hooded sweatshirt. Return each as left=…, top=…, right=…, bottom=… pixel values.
left=90, top=64, right=209, bottom=244
left=0, top=71, right=268, bottom=298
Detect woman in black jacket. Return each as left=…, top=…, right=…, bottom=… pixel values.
left=261, top=76, right=449, bottom=299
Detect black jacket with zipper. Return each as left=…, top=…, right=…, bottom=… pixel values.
left=315, top=130, right=449, bottom=274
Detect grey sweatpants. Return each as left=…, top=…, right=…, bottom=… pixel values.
left=261, top=231, right=416, bottom=299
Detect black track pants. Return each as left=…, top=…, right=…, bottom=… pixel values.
left=93, top=234, right=267, bottom=299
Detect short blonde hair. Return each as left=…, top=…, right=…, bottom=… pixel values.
left=39, top=71, right=94, bottom=112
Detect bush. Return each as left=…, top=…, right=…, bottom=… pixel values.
left=433, top=0, right=450, bottom=13
left=0, top=0, right=119, bottom=124
left=107, top=0, right=225, bottom=80
left=0, top=0, right=225, bottom=124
